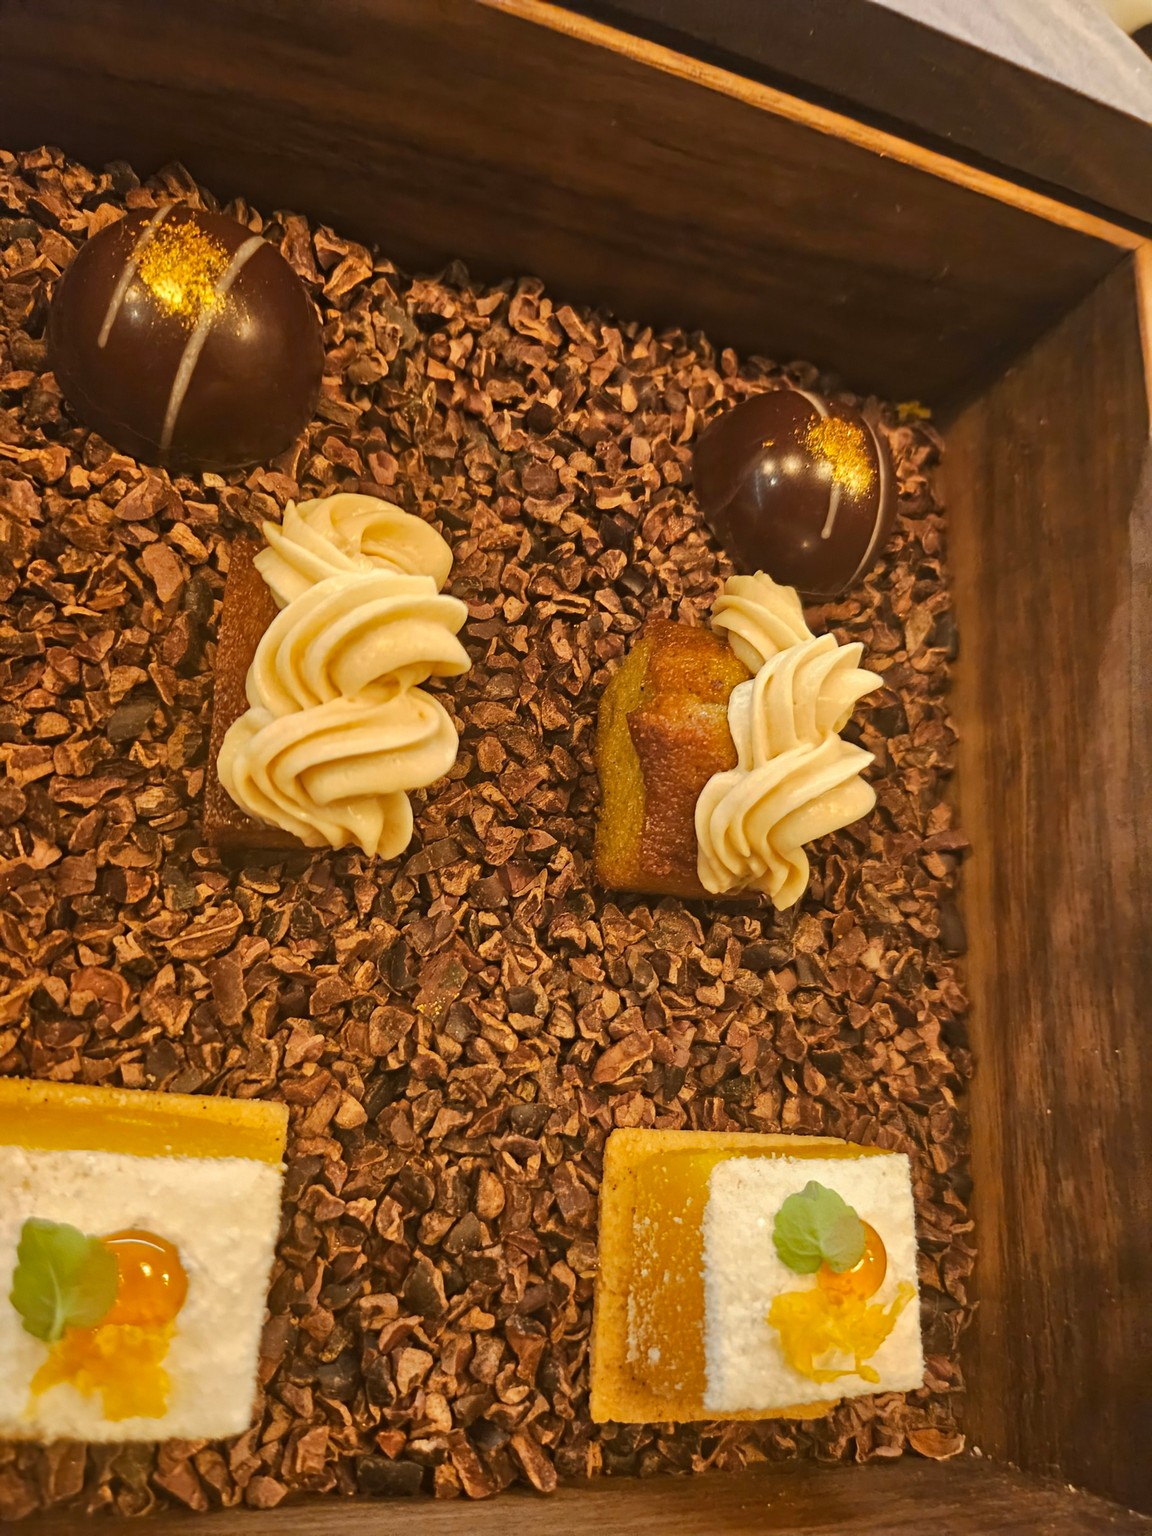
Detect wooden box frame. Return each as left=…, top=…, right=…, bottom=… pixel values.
left=2, top=1, right=1150, bottom=1528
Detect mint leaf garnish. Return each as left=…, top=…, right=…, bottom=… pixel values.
left=772, top=1181, right=866, bottom=1274
left=9, top=1218, right=118, bottom=1343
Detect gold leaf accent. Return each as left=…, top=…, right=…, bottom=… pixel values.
left=136, top=219, right=230, bottom=326
left=803, top=415, right=875, bottom=498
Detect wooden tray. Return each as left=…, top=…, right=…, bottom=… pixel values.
left=2, top=0, right=1150, bottom=1527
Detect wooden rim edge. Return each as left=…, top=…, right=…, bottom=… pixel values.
left=478, top=0, right=1147, bottom=255
left=1134, top=246, right=1152, bottom=428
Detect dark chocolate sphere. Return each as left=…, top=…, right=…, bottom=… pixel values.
left=694, top=389, right=896, bottom=598
left=48, top=204, right=323, bottom=471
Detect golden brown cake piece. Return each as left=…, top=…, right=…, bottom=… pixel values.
left=203, top=538, right=299, bottom=853
left=595, top=573, right=882, bottom=907
left=594, top=621, right=749, bottom=898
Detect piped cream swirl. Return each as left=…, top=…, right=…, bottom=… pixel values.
left=256, top=492, right=453, bottom=606
left=697, top=571, right=881, bottom=907
left=218, top=495, right=469, bottom=858
left=743, top=633, right=881, bottom=753
left=711, top=571, right=812, bottom=672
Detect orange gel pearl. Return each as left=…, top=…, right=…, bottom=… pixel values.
left=817, top=1221, right=887, bottom=1302
left=101, top=1229, right=188, bottom=1327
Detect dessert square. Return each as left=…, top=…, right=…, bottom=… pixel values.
left=591, top=1129, right=924, bottom=1423
left=703, top=1153, right=923, bottom=1412
left=0, top=1080, right=287, bottom=1442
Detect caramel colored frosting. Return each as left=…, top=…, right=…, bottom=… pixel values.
left=698, top=572, right=880, bottom=907
left=218, top=496, right=469, bottom=858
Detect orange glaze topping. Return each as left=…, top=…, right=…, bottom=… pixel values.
left=31, top=1322, right=174, bottom=1420
left=771, top=1224, right=908, bottom=1385
left=816, top=1221, right=887, bottom=1302
left=102, top=1229, right=188, bottom=1327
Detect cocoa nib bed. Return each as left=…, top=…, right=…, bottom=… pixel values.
left=0, top=146, right=972, bottom=1517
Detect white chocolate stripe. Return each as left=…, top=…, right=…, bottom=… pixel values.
left=159, top=234, right=264, bottom=455
left=846, top=417, right=894, bottom=588
left=795, top=386, right=886, bottom=555
left=96, top=203, right=176, bottom=349
left=821, top=482, right=842, bottom=541
left=794, top=387, right=831, bottom=421
left=794, top=386, right=844, bottom=541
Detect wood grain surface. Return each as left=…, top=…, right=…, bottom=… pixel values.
left=0, top=0, right=1128, bottom=405
left=566, top=0, right=1152, bottom=227
left=946, top=255, right=1152, bottom=1513
left=14, top=1461, right=1152, bottom=1534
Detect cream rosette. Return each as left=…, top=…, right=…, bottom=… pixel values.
left=710, top=571, right=813, bottom=672
left=255, top=492, right=454, bottom=606
left=218, top=495, right=470, bottom=858
left=744, top=632, right=881, bottom=753
left=698, top=574, right=881, bottom=907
